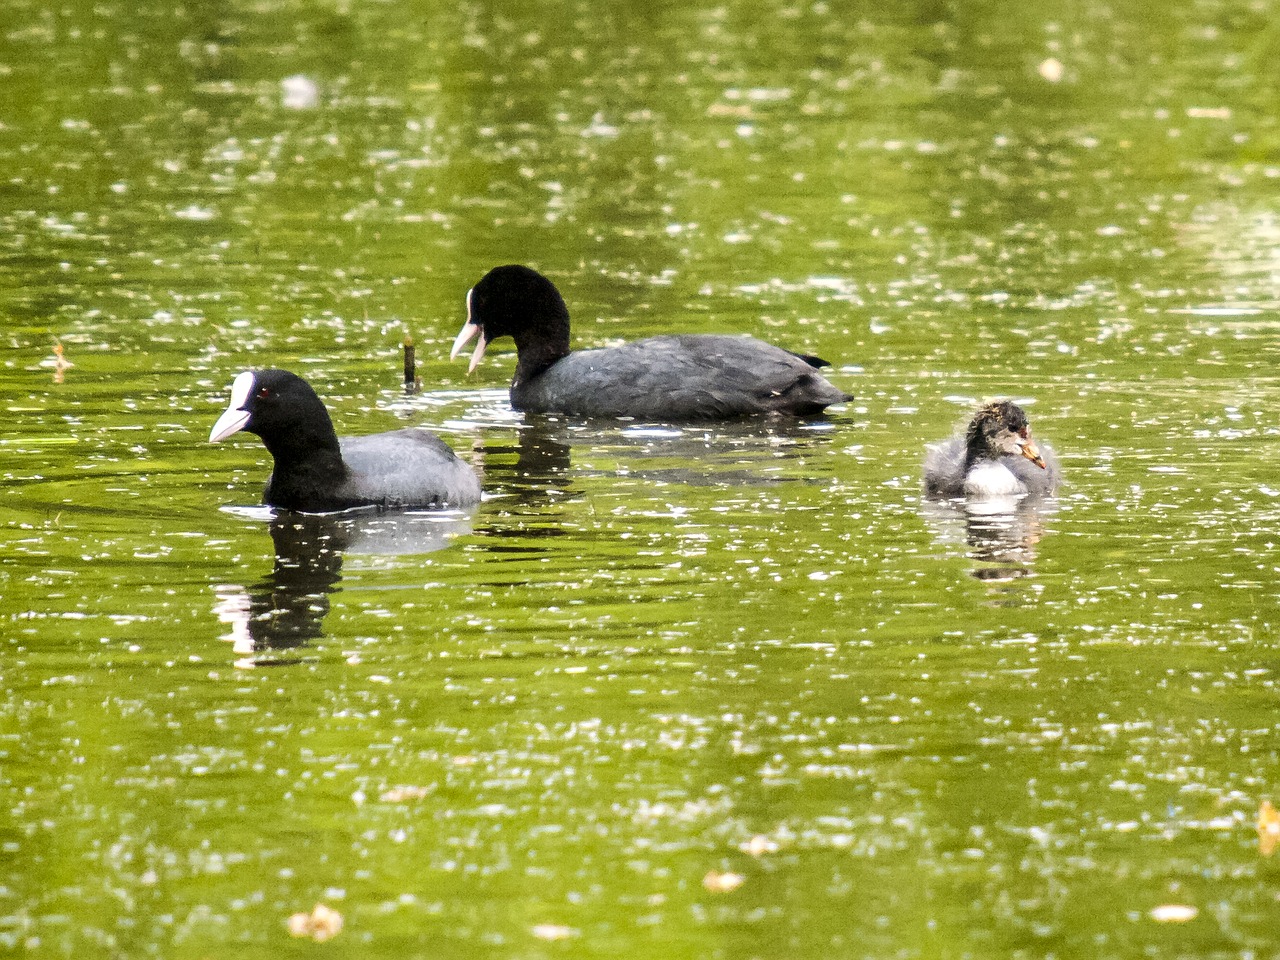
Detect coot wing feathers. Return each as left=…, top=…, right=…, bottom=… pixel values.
left=923, top=437, right=969, bottom=498
left=1002, top=442, right=1061, bottom=495
left=336, top=429, right=481, bottom=509
left=515, top=335, right=850, bottom=420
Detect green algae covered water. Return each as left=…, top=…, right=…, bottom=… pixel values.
left=3, top=0, right=1280, bottom=956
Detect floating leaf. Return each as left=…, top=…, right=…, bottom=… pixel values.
left=702, top=870, right=745, bottom=893
left=47, top=342, right=74, bottom=383
left=1186, top=106, right=1231, bottom=120
left=287, top=903, right=343, bottom=941
left=380, top=785, right=433, bottom=803
left=1258, top=800, right=1280, bottom=856
left=707, top=103, right=753, bottom=119
left=741, top=835, right=778, bottom=857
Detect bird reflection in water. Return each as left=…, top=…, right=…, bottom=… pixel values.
left=922, top=496, right=1055, bottom=588
left=479, top=420, right=575, bottom=508
left=213, top=509, right=473, bottom=665
left=471, top=416, right=840, bottom=557
left=487, top=414, right=839, bottom=490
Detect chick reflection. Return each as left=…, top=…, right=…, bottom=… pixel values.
left=214, top=510, right=473, bottom=661
left=922, top=497, right=1053, bottom=585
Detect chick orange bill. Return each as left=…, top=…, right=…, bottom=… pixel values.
left=450, top=287, right=488, bottom=373
left=1020, top=437, right=1047, bottom=469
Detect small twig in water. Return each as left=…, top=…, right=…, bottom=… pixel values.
left=402, top=333, right=420, bottom=393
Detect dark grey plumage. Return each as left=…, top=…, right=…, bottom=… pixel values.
left=924, top=401, right=1061, bottom=499
left=452, top=265, right=851, bottom=421
left=210, top=369, right=481, bottom=513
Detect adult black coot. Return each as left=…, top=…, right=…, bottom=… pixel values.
left=924, top=401, right=1061, bottom=499
left=209, top=369, right=481, bottom=513
left=450, top=264, right=851, bottom=420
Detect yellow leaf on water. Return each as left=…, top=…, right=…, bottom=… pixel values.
left=702, top=870, right=745, bottom=893
left=49, top=342, right=74, bottom=383
left=380, top=785, right=433, bottom=803
left=287, top=903, right=343, bottom=941
left=707, top=103, right=753, bottom=119
left=1258, top=800, right=1280, bottom=856
left=741, top=835, right=778, bottom=857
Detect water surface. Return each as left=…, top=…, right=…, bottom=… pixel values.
left=3, top=0, right=1280, bottom=957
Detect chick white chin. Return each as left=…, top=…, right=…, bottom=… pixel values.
left=963, top=461, right=1027, bottom=498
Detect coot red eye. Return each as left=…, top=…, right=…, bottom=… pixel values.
left=257, top=387, right=271, bottom=399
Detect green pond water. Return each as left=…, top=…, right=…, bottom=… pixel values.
left=3, top=0, right=1280, bottom=956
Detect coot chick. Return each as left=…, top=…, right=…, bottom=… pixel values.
left=209, top=369, right=481, bottom=513
left=450, top=264, right=851, bottom=420
left=924, top=401, right=1061, bottom=499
